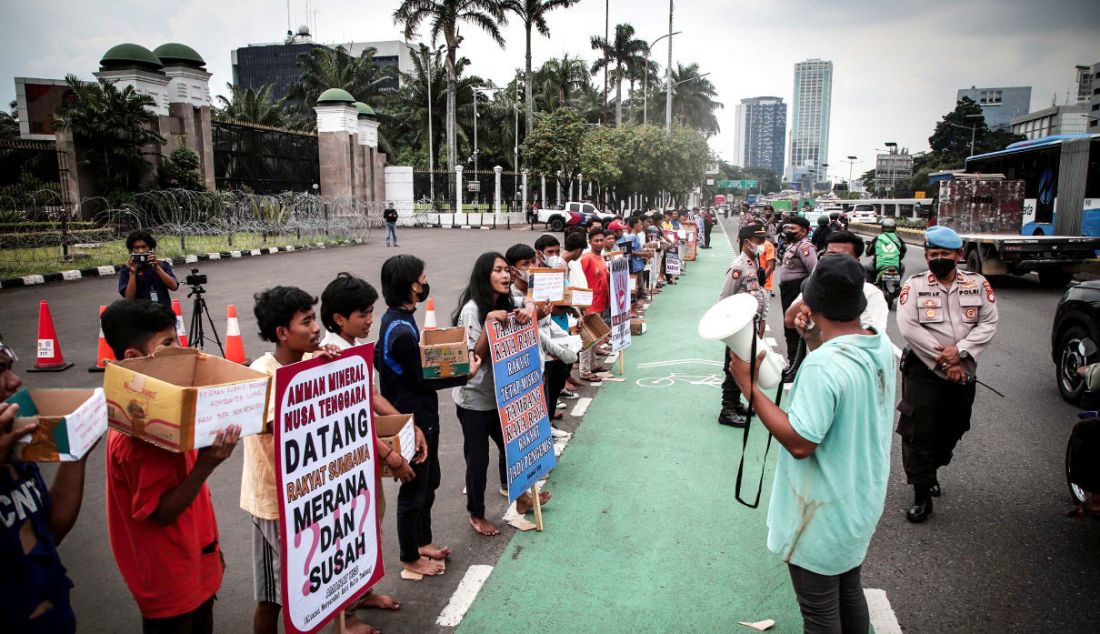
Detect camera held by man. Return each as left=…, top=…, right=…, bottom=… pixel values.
left=118, top=230, right=179, bottom=307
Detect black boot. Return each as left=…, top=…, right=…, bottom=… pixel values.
left=906, top=486, right=933, bottom=523
left=718, top=407, right=746, bottom=428
left=929, top=483, right=941, bottom=498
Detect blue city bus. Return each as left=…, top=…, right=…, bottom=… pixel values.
left=964, top=133, right=1100, bottom=237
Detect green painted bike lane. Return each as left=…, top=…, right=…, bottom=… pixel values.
left=458, top=225, right=807, bottom=633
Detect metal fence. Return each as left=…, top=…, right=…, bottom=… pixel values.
left=413, top=169, right=586, bottom=212
left=0, top=138, right=63, bottom=219
left=0, top=189, right=382, bottom=279
left=212, top=120, right=320, bottom=194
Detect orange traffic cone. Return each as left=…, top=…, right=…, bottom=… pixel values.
left=224, top=304, right=248, bottom=364
left=172, top=299, right=189, bottom=347
left=423, top=298, right=438, bottom=330
left=28, top=300, right=73, bottom=372
left=89, top=305, right=116, bottom=372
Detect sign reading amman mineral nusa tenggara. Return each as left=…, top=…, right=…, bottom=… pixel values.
left=487, top=316, right=557, bottom=502
left=274, top=344, right=383, bottom=634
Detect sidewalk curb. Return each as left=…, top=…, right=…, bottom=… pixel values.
left=0, top=238, right=365, bottom=290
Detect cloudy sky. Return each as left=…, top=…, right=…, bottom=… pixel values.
left=3, top=0, right=1097, bottom=181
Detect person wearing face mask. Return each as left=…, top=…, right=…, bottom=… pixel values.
left=716, top=224, right=770, bottom=428
left=896, top=225, right=999, bottom=523
left=779, top=216, right=818, bottom=368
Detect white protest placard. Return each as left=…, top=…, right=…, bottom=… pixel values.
left=193, top=378, right=269, bottom=449
left=62, top=388, right=108, bottom=461
left=526, top=268, right=566, bottom=304
left=566, top=287, right=593, bottom=308
left=274, top=344, right=383, bottom=634
left=609, top=257, right=632, bottom=353
left=665, top=247, right=682, bottom=275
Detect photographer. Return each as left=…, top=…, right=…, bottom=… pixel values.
left=119, top=230, right=178, bottom=307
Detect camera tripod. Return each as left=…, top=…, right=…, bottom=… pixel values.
left=187, top=282, right=224, bottom=356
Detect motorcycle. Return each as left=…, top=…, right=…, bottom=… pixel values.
left=1067, top=340, right=1100, bottom=509
left=875, top=266, right=903, bottom=310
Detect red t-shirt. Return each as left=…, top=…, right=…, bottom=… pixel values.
left=106, top=430, right=223, bottom=618
left=580, top=252, right=609, bottom=313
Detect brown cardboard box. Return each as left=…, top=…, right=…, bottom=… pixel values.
left=420, top=327, right=471, bottom=379
left=630, top=317, right=647, bottom=336
left=579, top=313, right=611, bottom=351
left=103, top=347, right=271, bottom=452
left=526, top=268, right=567, bottom=304
left=7, top=388, right=107, bottom=462
left=564, top=286, right=594, bottom=308
left=375, top=413, right=416, bottom=477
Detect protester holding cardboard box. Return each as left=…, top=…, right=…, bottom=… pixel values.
left=452, top=252, right=545, bottom=537
left=0, top=335, right=92, bottom=634
left=377, top=255, right=482, bottom=577
left=99, top=300, right=241, bottom=633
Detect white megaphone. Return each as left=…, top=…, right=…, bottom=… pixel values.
left=698, top=294, right=787, bottom=389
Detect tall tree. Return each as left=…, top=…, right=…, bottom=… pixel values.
left=590, top=23, right=648, bottom=126
left=502, top=0, right=579, bottom=139
left=929, top=97, right=1025, bottom=167
left=52, top=74, right=165, bottom=196
left=284, top=45, right=389, bottom=129
left=535, top=54, right=591, bottom=110
left=394, top=0, right=507, bottom=171
left=215, top=83, right=285, bottom=126
left=652, top=62, right=722, bottom=135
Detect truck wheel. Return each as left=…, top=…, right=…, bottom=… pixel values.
left=965, top=249, right=982, bottom=275
left=1038, top=269, right=1073, bottom=288
left=548, top=217, right=565, bottom=232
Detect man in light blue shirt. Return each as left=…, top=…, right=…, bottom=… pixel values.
left=730, top=254, right=896, bottom=634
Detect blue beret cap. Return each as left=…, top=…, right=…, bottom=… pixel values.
left=925, top=225, right=962, bottom=249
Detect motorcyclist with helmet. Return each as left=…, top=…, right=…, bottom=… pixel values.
left=864, top=217, right=907, bottom=282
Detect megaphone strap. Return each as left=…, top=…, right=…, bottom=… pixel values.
left=734, top=315, right=781, bottom=509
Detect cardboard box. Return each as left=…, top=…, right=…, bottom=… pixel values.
left=579, top=313, right=611, bottom=351
left=103, top=347, right=271, bottom=452
left=375, top=413, right=417, bottom=477
left=7, top=388, right=108, bottom=462
left=630, top=318, right=648, bottom=336
left=526, top=267, right=567, bottom=304
left=420, top=326, right=471, bottom=379
left=564, top=286, right=594, bottom=308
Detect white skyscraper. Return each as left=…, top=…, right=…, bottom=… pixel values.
left=787, top=59, right=833, bottom=187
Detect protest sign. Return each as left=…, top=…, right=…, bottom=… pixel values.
left=486, top=316, right=557, bottom=505
left=609, top=256, right=632, bottom=353
left=665, top=246, right=681, bottom=275
left=274, top=344, right=383, bottom=634
left=526, top=267, right=566, bottom=304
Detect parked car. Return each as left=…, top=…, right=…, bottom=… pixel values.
left=537, top=206, right=585, bottom=231
left=849, top=204, right=879, bottom=224
left=1052, top=280, right=1100, bottom=404
left=564, top=201, right=615, bottom=224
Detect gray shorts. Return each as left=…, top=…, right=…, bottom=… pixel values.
left=251, top=516, right=281, bottom=605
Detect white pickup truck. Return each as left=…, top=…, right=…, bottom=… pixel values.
left=537, top=201, right=614, bottom=231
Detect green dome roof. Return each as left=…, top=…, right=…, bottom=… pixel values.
left=353, top=101, right=376, bottom=118
left=153, top=43, right=205, bottom=68
left=100, top=43, right=163, bottom=70
left=317, top=88, right=356, bottom=104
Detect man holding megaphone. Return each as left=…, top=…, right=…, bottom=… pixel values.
left=716, top=224, right=771, bottom=428
left=728, top=255, right=896, bottom=634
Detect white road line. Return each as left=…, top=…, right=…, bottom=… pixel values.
left=864, top=588, right=903, bottom=634
left=435, top=564, right=494, bottom=627
left=571, top=397, right=593, bottom=417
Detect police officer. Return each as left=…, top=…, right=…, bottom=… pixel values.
left=896, top=226, right=998, bottom=523
left=778, top=216, right=817, bottom=366
left=717, top=224, right=769, bottom=427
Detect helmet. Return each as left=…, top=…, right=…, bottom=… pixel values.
left=817, top=215, right=829, bottom=226
left=829, top=212, right=840, bottom=220
left=880, top=217, right=897, bottom=232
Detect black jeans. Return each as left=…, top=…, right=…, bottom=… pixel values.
left=396, top=425, right=441, bottom=563
left=704, top=223, right=713, bottom=247
left=780, top=279, right=804, bottom=366
left=721, top=347, right=742, bottom=410
left=456, top=406, right=507, bottom=518
left=787, top=564, right=868, bottom=634
left=544, top=360, right=569, bottom=420
left=896, top=354, right=977, bottom=487
left=142, top=595, right=214, bottom=634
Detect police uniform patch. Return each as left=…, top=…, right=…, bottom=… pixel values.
left=983, top=280, right=996, bottom=303
left=926, top=309, right=936, bottom=319
left=922, top=299, right=936, bottom=308
left=899, top=285, right=910, bottom=305
left=964, top=307, right=978, bottom=320
left=927, top=273, right=937, bottom=283
left=732, top=269, right=741, bottom=279
left=801, top=244, right=810, bottom=257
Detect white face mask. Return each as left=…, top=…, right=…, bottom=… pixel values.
left=753, top=243, right=765, bottom=256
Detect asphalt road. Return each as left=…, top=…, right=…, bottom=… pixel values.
left=2, top=221, right=1097, bottom=633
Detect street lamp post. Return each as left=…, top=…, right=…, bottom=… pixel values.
left=664, top=0, right=674, bottom=134
left=643, top=30, right=680, bottom=126
left=842, top=155, right=859, bottom=198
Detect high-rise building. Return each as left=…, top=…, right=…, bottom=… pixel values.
left=733, top=97, right=786, bottom=175
left=1090, top=61, right=1100, bottom=132
left=787, top=59, right=832, bottom=187
left=1077, top=65, right=1092, bottom=104
left=1010, top=103, right=1090, bottom=140
left=341, top=41, right=414, bottom=91
left=955, top=85, right=1031, bottom=131
left=875, top=147, right=913, bottom=193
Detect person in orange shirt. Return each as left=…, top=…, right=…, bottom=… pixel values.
left=758, top=239, right=777, bottom=297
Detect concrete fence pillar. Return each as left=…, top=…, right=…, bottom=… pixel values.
left=494, top=165, right=503, bottom=215
left=556, top=172, right=562, bottom=206
left=521, top=169, right=529, bottom=217
left=578, top=174, right=583, bottom=201
left=455, top=165, right=464, bottom=216
left=540, top=173, right=546, bottom=209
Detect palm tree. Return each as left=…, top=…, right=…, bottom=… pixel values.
left=535, top=54, right=591, bottom=110
left=394, top=0, right=507, bottom=172
left=215, top=83, right=285, bottom=126
left=651, top=63, right=723, bottom=135
left=284, top=45, right=389, bottom=129
left=502, top=0, right=579, bottom=138
left=53, top=74, right=166, bottom=195
left=590, top=23, right=648, bottom=126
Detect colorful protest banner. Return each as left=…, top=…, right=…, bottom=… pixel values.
left=665, top=246, right=682, bottom=276
left=274, top=344, right=383, bottom=634
left=486, top=316, right=557, bottom=504
left=609, top=256, right=632, bottom=353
